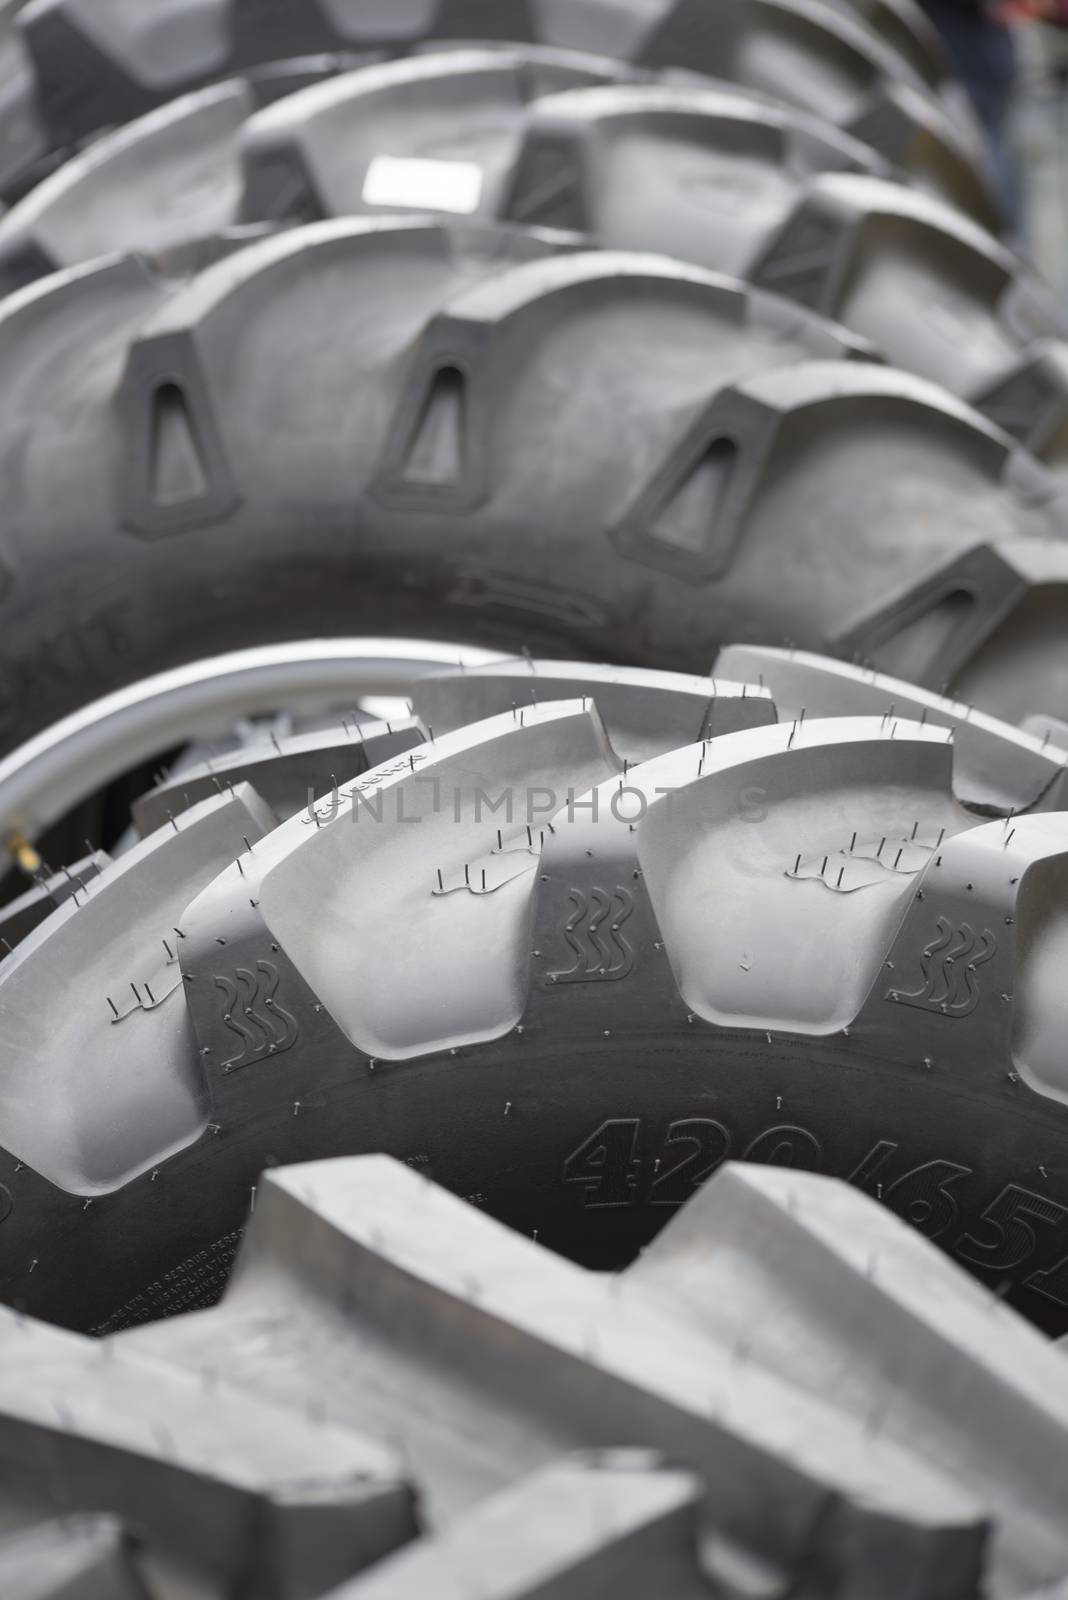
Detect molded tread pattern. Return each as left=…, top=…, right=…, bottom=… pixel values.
left=328, top=1455, right=712, bottom=1600
left=0, top=848, right=109, bottom=951
left=0, top=1277, right=416, bottom=1598
left=8, top=1151, right=1068, bottom=1595
left=131, top=716, right=424, bottom=838
left=976, top=341, right=1068, bottom=478
left=408, top=658, right=778, bottom=765
left=712, top=644, right=1068, bottom=816
left=239, top=49, right=639, bottom=228
left=0, top=50, right=638, bottom=291
left=0, top=214, right=1064, bottom=758
left=0, top=56, right=1041, bottom=461
left=506, top=105, right=1065, bottom=458
left=0, top=77, right=260, bottom=296
left=747, top=171, right=1068, bottom=468
left=7, top=670, right=1068, bottom=1347
left=631, top=0, right=987, bottom=191
left=8, top=0, right=997, bottom=221
left=833, top=534, right=1068, bottom=726
left=0, top=1517, right=149, bottom=1600
left=501, top=78, right=891, bottom=267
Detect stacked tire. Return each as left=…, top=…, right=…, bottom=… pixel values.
left=2, top=4, right=1068, bottom=1596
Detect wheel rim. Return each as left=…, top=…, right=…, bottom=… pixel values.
left=0, top=637, right=506, bottom=843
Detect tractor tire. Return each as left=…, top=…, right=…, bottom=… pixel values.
left=4, top=662, right=1068, bottom=1345
left=3, top=1145, right=1068, bottom=1596
left=0, top=215, right=1064, bottom=764
left=0, top=56, right=1051, bottom=465
left=5, top=0, right=998, bottom=221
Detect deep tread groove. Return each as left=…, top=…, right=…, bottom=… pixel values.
left=7, top=671, right=1068, bottom=1349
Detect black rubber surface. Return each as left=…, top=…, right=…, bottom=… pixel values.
left=0, top=53, right=1056, bottom=469
left=5, top=663, right=1068, bottom=1347
left=7, top=0, right=996, bottom=223
left=5, top=1146, right=1068, bottom=1597
left=0, top=215, right=1065, bottom=765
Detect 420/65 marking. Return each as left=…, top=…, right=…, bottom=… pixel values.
left=562, top=1116, right=1068, bottom=1310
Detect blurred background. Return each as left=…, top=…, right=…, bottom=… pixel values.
left=929, top=2, right=1068, bottom=295
left=1012, top=8, right=1068, bottom=296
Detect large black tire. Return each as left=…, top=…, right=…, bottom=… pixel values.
left=0, top=49, right=642, bottom=294
left=6, top=0, right=997, bottom=221
left=502, top=91, right=1068, bottom=474
left=0, top=51, right=884, bottom=293
left=5, top=659, right=1068, bottom=1343
left=236, top=58, right=1068, bottom=478
left=0, top=214, right=1065, bottom=762
left=5, top=1146, right=1068, bottom=1597
left=0, top=54, right=1057, bottom=471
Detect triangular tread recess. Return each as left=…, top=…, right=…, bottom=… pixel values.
left=649, top=437, right=738, bottom=556
left=401, top=365, right=467, bottom=486
left=149, top=382, right=208, bottom=508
